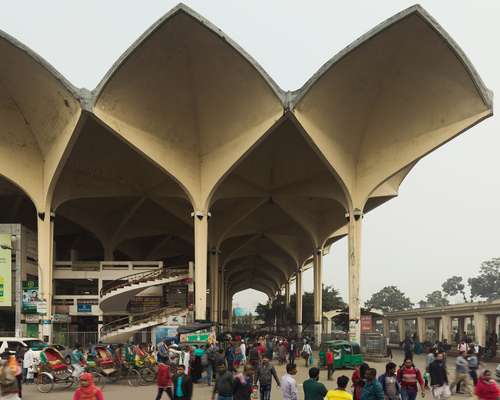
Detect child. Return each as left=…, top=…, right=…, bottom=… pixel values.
left=72, top=372, right=104, bottom=400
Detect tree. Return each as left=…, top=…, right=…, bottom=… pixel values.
left=419, top=290, right=449, bottom=308
left=255, top=285, right=346, bottom=330
left=468, top=258, right=500, bottom=300
left=364, top=286, right=413, bottom=313
left=442, top=276, right=469, bottom=302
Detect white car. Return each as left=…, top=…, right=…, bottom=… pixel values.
left=0, top=337, right=47, bottom=358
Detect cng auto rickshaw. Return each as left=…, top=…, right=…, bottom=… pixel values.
left=319, top=340, right=364, bottom=369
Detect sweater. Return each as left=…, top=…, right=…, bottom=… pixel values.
left=474, top=378, right=500, bottom=400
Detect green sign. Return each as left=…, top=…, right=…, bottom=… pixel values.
left=0, top=234, right=11, bottom=307
left=22, top=280, right=39, bottom=314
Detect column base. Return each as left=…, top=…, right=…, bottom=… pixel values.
left=314, top=323, right=322, bottom=347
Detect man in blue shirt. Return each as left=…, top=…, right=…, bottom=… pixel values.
left=173, top=364, right=193, bottom=399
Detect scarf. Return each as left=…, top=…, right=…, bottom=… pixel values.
left=78, top=372, right=97, bottom=400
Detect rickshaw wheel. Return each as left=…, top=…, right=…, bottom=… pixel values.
left=127, top=369, right=141, bottom=386
left=107, top=370, right=120, bottom=383
left=61, top=375, right=75, bottom=389
left=91, top=372, right=105, bottom=391
left=140, top=367, right=156, bottom=385
left=36, top=372, right=54, bottom=393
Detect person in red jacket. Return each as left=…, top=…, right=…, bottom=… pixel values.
left=72, top=372, right=104, bottom=400
left=397, top=358, right=425, bottom=400
left=156, top=362, right=174, bottom=400
left=474, top=370, right=499, bottom=400
left=325, top=348, right=335, bottom=381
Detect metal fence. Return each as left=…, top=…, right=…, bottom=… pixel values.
left=360, top=333, right=387, bottom=355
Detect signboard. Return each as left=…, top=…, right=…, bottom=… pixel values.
left=361, top=315, right=373, bottom=333
left=77, top=303, right=92, bottom=313
left=180, top=330, right=210, bottom=343
left=36, top=301, right=48, bottom=315
left=53, top=313, right=71, bottom=323
left=25, top=314, right=40, bottom=323
left=22, top=280, right=39, bottom=314
left=0, top=234, right=12, bottom=307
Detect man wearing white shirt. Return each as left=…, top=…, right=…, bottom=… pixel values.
left=240, top=340, right=247, bottom=364
left=22, top=347, right=34, bottom=384
left=281, top=364, right=298, bottom=400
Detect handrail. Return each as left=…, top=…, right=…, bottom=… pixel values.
left=100, top=306, right=185, bottom=336
left=100, top=267, right=188, bottom=297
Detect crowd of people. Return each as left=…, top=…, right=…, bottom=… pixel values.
left=0, top=333, right=498, bottom=400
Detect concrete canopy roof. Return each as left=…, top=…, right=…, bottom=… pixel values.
left=0, top=3, right=493, bottom=297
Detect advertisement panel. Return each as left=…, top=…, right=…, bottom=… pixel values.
left=0, top=234, right=12, bottom=307
left=22, top=280, right=39, bottom=314
left=361, top=315, right=373, bottom=333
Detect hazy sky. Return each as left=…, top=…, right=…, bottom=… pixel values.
left=3, top=1, right=499, bottom=311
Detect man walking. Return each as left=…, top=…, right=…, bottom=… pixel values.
left=281, top=364, right=298, bottom=400
left=326, top=347, right=335, bottom=380
left=449, top=351, right=471, bottom=395
left=255, top=357, right=280, bottom=400
left=303, top=367, right=328, bottom=400
left=212, top=364, right=235, bottom=400
left=428, top=352, right=450, bottom=400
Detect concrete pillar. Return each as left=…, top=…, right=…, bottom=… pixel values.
left=313, top=249, right=323, bottom=346
left=228, top=295, right=233, bottom=332
left=218, top=268, right=224, bottom=329
left=285, top=282, right=290, bottom=309
left=209, top=249, right=219, bottom=323
left=474, top=312, right=486, bottom=347
left=348, top=210, right=362, bottom=342
left=441, top=315, right=451, bottom=342
left=398, top=318, right=405, bottom=342
left=193, top=211, right=208, bottom=321
left=495, top=316, right=500, bottom=336
left=296, top=270, right=302, bottom=336
left=187, top=261, right=195, bottom=322
left=383, top=318, right=390, bottom=338
left=37, top=210, right=54, bottom=342
left=70, top=248, right=78, bottom=263
left=417, top=316, right=426, bottom=342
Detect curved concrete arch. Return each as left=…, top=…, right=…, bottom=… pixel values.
left=230, top=283, right=273, bottom=300
left=93, top=4, right=285, bottom=209
left=225, top=256, right=288, bottom=287
left=0, top=29, right=85, bottom=209
left=229, top=274, right=279, bottom=296
left=291, top=4, right=493, bottom=208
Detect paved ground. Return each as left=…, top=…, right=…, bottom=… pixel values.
left=24, top=350, right=497, bottom=400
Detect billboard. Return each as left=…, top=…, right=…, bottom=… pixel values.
left=361, top=315, right=373, bottom=333
left=22, top=280, right=39, bottom=314
left=0, top=234, right=12, bottom=307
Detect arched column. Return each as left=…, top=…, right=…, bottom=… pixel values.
left=313, top=249, right=323, bottom=346
left=209, top=248, right=220, bottom=323
left=37, top=209, right=54, bottom=342
left=285, top=282, right=290, bottom=309
left=218, top=267, right=224, bottom=329
left=296, top=270, right=302, bottom=336
left=347, top=209, right=363, bottom=342
left=193, top=210, right=209, bottom=320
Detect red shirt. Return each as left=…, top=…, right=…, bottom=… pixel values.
left=157, top=363, right=173, bottom=388
left=326, top=351, right=334, bottom=365
left=397, top=366, right=424, bottom=390
left=475, top=378, right=500, bottom=400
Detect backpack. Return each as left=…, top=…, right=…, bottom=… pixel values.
left=0, top=365, right=17, bottom=391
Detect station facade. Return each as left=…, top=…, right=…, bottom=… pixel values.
left=0, top=4, right=493, bottom=345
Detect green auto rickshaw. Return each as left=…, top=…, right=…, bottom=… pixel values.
left=319, top=340, right=364, bottom=369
